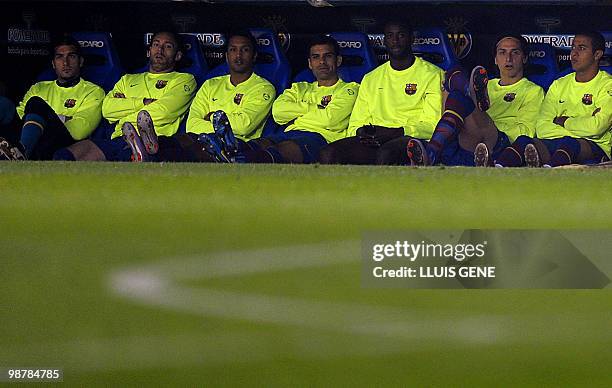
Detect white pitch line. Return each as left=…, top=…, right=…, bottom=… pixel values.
left=4, top=242, right=607, bottom=373
left=108, top=241, right=508, bottom=346
left=2, top=241, right=509, bottom=373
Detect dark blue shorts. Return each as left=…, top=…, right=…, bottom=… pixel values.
left=440, top=130, right=511, bottom=166
left=541, top=138, right=609, bottom=164
left=264, top=130, right=328, bottom=164
left=91, top=137, right=133, bottom=162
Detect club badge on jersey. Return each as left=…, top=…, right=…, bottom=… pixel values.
left=318, top=95, right=332, bottom=109
left=503, top=93, right=516, bottom=102
left=582, top=94, right=593, bottom=105
left=405, top=83, right=417, bottom=95
left=234, top=93, right=244, bottom=105
left=64, top=99, right=76, bottom=108
left=155, top=80, right=168, bottom=89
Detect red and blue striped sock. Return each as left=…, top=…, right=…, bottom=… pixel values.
left=426, top=91, right=474, bottom=163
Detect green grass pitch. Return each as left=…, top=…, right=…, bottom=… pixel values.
left=1, top=162, right=611, bottom=386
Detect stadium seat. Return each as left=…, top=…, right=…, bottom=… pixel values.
left=38, top=32, right=124, bottom=93
left=177, top=33, right=209, bottom=86
left=540, top=31, right=611, bottom=81
left=293, top=32, right=377, bottom=83
left=412, top=28, right=459, bottom=71
left=524, top=42, right=559, bottom=90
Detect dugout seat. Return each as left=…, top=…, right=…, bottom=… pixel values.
left=412, top=28, right=459, bottom=71
left=293, top=32, right=377, bottom=83
left=538, top=31, right=612, bottom=81
left=524, top=42, right=559, bottom=90
left=177, top=33, right=209, bottom=86
left=37, top=32, right=124, bottom=93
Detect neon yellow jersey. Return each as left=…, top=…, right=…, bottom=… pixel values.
left=272, top=79, right=359, bottom=143
left=487, top=77, right=545, bottom=142
left=536, top=70, right=612, bottom=156
left=102, top=71, right=196, bottom=139
left=347, top=57, right=444, bottom=138
left=16, top=78, right=105, bottom=140
left=187, top=73, right=276, bottom=141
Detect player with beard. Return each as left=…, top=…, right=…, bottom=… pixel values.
left=494, top=31, right=612, bottom=167
left=318, top=20, right=444, bottom=165
left=0, top=35, right=104, bottom=160
left=406, top=34, right=545, bottom=166
left=53, top=31, right=196, bottom=161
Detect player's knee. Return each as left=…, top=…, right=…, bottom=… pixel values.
left=24, top=96, right=50, bottom=115
left=445, top=90, right=475, bottom=117
left=53, top=147, right=76, bottom=161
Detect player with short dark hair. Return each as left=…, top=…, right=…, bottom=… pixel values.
left=0, top=34, right=105, bottom=160
left=406, top=34, right=545, bottom=166
left=167, top=30, right=276, bottom=162
left=225, top=29, right=258, bottom=55
left=53, top=31, right=196, bottom=161
left=310, top=34, right=341, bottom=56
left=494, top=31, right=611, bottom=167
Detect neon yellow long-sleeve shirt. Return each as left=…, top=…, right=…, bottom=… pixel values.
left=187, top=73, right=275, bottom=141
left=272, top=79, right=359, bottom=143
left=536, top=70, right=612, bottom=156
left=487, top=77, right=545, bottom=142
left=16, top=78, right=105, bottom=140
left=347, top=58, right=444, bottom=139
left=102, top=71, right=196, bottom=139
